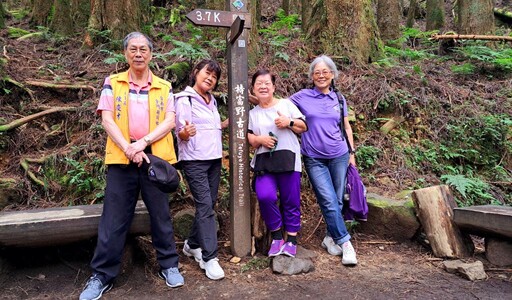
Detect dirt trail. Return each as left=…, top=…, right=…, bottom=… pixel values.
left=1, top=236, right=511, bottom=299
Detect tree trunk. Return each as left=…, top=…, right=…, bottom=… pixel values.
left=31, top=0, right=53, bottom=27
left=305, top=0, right=383, bottom=64
left=301, top=0, right=312, bottom=32
left=50, top=0, right=89, bottom=36
left=85, top=0, right=150, bottom=47
left=282, top=0, right=290, bottom=15
left=249, top=0, right=261, bottom=67
left=458, top=0, right=495, bottom=35
left=406, top=0, right=418, bottom=28
left=377, top=0, right=401, bottom=43
left=412, top=185, right=474, bottom=258
left=426, top=0, right=445, bottom=31
left=0, top=1, right=5, bottom=29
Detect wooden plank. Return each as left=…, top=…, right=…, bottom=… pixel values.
left=412, top=185, right=473, bottom=258
left=186, top=9, right=251, bottom=28
left=453, top=205, right=512, bottom=239
left=0, top=201, right=150, bottom=247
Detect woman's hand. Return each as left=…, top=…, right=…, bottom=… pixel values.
left=274, top=111, right=290, bottom=129
left=180, top=120, right=196, bottom=141
left=260, top=134, right=278, bottom=150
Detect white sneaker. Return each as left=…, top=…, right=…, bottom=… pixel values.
left=199, top=257, right=225, bottom=280
left=183, top=240, right=202, bottom=263
left=341, top=241, right=358, bottom=265
left=321, top=236, right=342, bottom=256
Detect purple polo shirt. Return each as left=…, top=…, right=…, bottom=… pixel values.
left=289, top=87, right=349, bottom=159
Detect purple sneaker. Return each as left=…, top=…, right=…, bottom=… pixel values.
left=280, top=242, right=297, bottom=257
left=268, top=239, right=284, bottom=257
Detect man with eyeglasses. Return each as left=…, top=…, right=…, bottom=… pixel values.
left=79, top=32, right=183, bottom=300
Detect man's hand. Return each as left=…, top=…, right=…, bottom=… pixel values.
left=124, top=140, right=147, bottom=161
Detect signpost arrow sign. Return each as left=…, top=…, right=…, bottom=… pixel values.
left=186, top=9, right=251, bottom=28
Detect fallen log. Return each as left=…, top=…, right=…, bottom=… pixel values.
left=0, top=201, right=150, bottom=247
left=493, top=8, right=512, bottom=22
left=0, top=106, right=77, bottom=132
left=431, top=33, right=512, bottom=42
left=412, top=185, right=473, bottom=258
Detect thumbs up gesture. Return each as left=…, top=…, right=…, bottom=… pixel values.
left=180, top=120, right=196, bottom=141
left=184, top=120, right=196, bottom=137
left=274, top=110, right=290, bottom=129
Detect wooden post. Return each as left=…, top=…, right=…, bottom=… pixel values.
left=186, top=5, right=252, bottom=257
left=412, top=185, right=473, bottom=258
left=226, top=0, right=251, bottom=257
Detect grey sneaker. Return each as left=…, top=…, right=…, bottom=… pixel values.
left=341, top=240, right=358, bottom=265
left=321, top=236, right=342, bottom=256
left=183, top=239, right=202, bottom=263
left=159, top=267, right=184, bottom=288
left=79, top=275, right=112, bottom=300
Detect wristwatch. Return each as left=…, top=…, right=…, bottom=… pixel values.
left=143, top=136, right=152, bottom=145
left=289, top=119, right=295, bottom=127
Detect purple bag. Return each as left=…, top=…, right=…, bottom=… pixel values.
left=343, top=164, right=368, bottom=222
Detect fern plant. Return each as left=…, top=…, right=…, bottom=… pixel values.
left=441, top=174, right=495, bottom=206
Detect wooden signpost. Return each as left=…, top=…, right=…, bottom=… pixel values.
left=186, top=3, right=252, bottom=257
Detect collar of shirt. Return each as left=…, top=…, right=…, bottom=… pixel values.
left=128, top=72, right=153, bottom=90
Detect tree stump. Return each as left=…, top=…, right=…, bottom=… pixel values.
left=412, top=185, right=473, bottom=258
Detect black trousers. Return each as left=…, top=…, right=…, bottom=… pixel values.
left=90, top=163, right=179, bottom=284
left=181, top=159, right=221, bottom=262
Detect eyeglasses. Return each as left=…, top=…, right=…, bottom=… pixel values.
left=254, top=81, right=273, bottom=87
left=313, top=70, right=332, bottom=77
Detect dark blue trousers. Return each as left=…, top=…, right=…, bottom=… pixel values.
left=181, top=159, right=221, bottom=262
left=90, top=163, right=179, bottom=284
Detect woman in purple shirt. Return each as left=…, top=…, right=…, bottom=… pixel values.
left=174, top=59, right=228, bottom=280
left=289, top=55, right=358, bottom=266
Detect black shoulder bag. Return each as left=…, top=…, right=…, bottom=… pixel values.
left=332, top=85, right=353, bottom=154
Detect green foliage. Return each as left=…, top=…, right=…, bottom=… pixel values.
left=240, top=257, right=271, bottom=273
left=7, top=26, right=30, bottom=38
left=63, top=156, right=105, bottom=196
left=165, top=39, right=210, bottom=61
left=443, top=114, right=512, bottom=166
left=9, top=9, right=30, bottom=20
left=378, top=88, right=414, bottom=112
left=441, top=174, right=495, bottom=206
left=451, top=62, right=475, bottom=75
left=100, top=49, right=126, bottom=64
left=356, top=146, right=381, bottom=171
left=453, top=45, right=512, bottom=72
left=258, top=8, right=300, bottom=63
left=169, top=5, right=186, bottom=27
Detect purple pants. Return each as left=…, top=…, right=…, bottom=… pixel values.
left=255, top=171, right=301, bottom=233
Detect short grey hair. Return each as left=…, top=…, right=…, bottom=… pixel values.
left=308, top=55, right=339, bottom=79
left=122, top=32, right=154, bottom=51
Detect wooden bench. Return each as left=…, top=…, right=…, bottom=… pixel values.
left=0, top=201, right=151, bottom=248
left=453, top=205, right=512, bottom=267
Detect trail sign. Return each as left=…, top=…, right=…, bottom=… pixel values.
left=186, top=3, right=252, bottom=257
left=186, top=9, right=251, bottom=29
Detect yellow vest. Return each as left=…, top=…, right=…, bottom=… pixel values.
left=104, top=71, right=177, bottom=165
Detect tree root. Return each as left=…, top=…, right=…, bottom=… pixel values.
left=3, top=77, right=36, bottom=101
left=20, top=157, right=46, bottom=187
left=25, top=80, right=97, bottom=93
left=0, top=106, right=78, bottom=132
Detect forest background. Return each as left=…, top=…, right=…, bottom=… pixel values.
left=0, top=0, right=511, bottom=213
